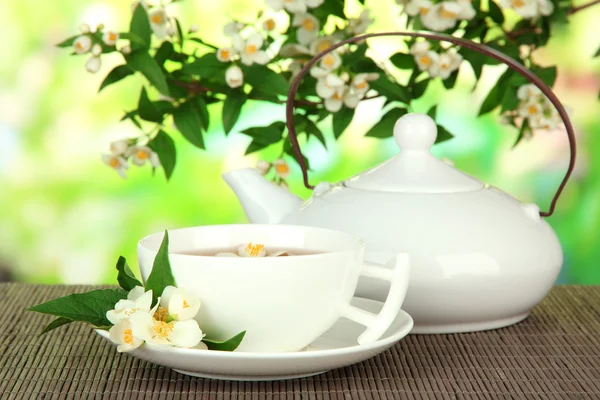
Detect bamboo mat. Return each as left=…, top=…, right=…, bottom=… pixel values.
left=1, top=284, right=600, bottom=399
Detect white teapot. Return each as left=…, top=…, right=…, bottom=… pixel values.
left=223, top=32, right=575, bottom=333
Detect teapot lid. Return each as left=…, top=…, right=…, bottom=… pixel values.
left=343, top=113, right=484, bottom=193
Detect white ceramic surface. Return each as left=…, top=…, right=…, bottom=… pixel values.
left=96, top=297, right=414, bottom=381
left=222, top=113, right=564, bottom=333
left=137, top=225, right=410, bottom=352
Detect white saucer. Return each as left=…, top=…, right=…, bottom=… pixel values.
left=96, top=297, right=414, bottom=381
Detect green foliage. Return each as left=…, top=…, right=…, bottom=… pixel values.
left=332, top=107, right=355, bottom=139
left=222, top=91, right=247, bottom=135
left=173, top=100, right=206, bottom=148
left=130, top=4, right=152, bottom=51
left=294, top=114, right=326, bottom=147
left=370, top=74, right=410, bottom=104
left=149, top=131, right=177, bottom=180
left=28, top=289, right=128, bottom=328
left=40, top=317, right=73, bottom=335
left=126, top=52, right=170, bottom=95
left=390, top=53, right=415, bottom=70
left=243, top=65, right=290, bottom=97
left=184, top=53, right=228, bottom=80
left=56, top=0, right=600, bottom=184
left=143, top=231, right=176, bottom=305
left=242, top=121, right=286, bottom=154
left=488, top=0, right=505, bottom=24
left=100, top=65, right=134, bottom=92
left=116, top=256, right=143, bottom=291
left=28, top=231, right=246, bottom=351
left=203, top=331, right=247, bottom=351
left=365, top=107, right=408, bottom=138
left=138, top=87, right=163, bottom=122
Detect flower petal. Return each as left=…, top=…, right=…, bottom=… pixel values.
left=231, top=34, right=245, bottom=52
left=134, top=290, right=153, bottom=311
left=325, top=97, right=343, bottom=112
left=279, top=44, right=311, bottom=57
left=246, top=32, right=264, bottom=49
left=252, top=51, right=270, bottom=65
left=169, top=320, right=204, bottom=348
left=127, top=286, right=146, bottom=301
left=316, top=79, right=335, bottom=98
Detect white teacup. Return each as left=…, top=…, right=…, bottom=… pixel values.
left=137, top=224, right=410, bottom=352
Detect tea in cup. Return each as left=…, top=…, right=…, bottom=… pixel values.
left=137, top=224, right=410, bottom=352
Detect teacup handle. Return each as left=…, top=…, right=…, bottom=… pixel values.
left=341, top=254, right=411, bottom=344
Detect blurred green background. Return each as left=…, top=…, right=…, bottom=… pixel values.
left=0, top=0, right=598, bottom=284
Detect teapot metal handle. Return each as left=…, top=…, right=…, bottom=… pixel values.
left=284, top=31, right=576, bottom=218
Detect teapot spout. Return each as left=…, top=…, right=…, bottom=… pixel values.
left=222, top=168, right=303, bottom=224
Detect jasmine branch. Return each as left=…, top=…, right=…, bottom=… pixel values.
left=169, top=79, right=383, bottom=107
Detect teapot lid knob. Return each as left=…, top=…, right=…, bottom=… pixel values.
left=394, top=113, right=437, bottom=152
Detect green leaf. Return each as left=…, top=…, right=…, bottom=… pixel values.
left=365, top=107, right=408, bottom=138
left=149, top=131, right=177, bottom=180
left=436, top=125, right=454, bottom=144
left=249, top=87, right=280, bottom=104
left=195, top=96, right=210, bottom=131
left=500, top=89, right=519, bottom=113
left=243, top=65, right=290, bottom=97
left=514, top=118, right=530, bottom=148
left=154, top=41, right=174, bottom=66
left=184, top=53, right=228, bottom=80
left=28, top=289, right=128, bottom=328
left=40, top=317, right=73, bottom=335
left=343, top=43, right=368, bottom=68
left=390, top=53, right=415, bottom=70
left=464, top=23, right=488, bottom=40
left=427, top=105, right=437, bottom=119
left=443, top=71, right=458, bottom=89
left=173, top=101, right=205, bottom=148
left=332, top=107, right=355, bottom=139
left=488, top=0, right=505, bottom=24
left=370, top=75, right=410, bottom=103
left=138, top=87, right=163, bottom=122
left=130, top=4, right=151, bottom=51
left=126, top=51, right=170, bottom=95
left=119, top=32, right=146, bottom=47
left=312, top=0, right=345, bottom=19
left=533, top=66, right=557, bottom=87
left=99, top=65, right=134, bottom=92
left=56, top=35, right=78, bottom=48
left=595, top=46, right=600, bottom=58
left=174, top=18, right=184, bottom=45
left=116, top=256, right=142, bottom=291
left=462, top=50, right=485, bottom=80
left=144, top=230, right=176, bottom=305
left=242, top=121, right=285, bottom=154
left=121, top=110, right=142, bottom=128
left=412, top=79, right=429, bottom=99
left=222, top=91, right=247, bottom=134
left=203, top=331, right=246, bottom=351
left=295, top=115, right=326, bottom=148
left=478, top=85, right=503, bottom=116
